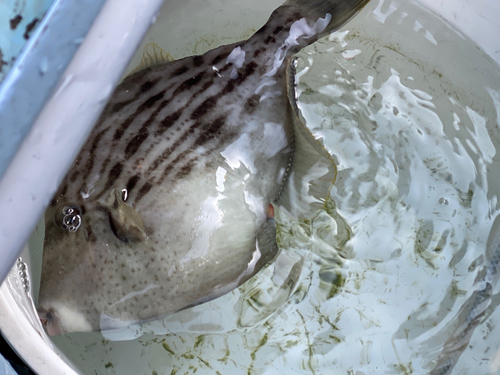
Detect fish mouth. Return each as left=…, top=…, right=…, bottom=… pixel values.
left=37, top=308, right=65, bottom=336
left=37, top=303, right=95, bottom=335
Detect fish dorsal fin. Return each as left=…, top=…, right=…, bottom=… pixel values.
left=129, top=43, right=174, bottom=75
left=277, top=57, right=337, bottom=219
left=107, top=189, right=147, bottom=243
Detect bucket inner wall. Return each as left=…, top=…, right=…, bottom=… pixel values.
left=1, top=0, right=500, bottom=374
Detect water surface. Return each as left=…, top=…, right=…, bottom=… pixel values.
left=31, top=0, right=500, bottom=373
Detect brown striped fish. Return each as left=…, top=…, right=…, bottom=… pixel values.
left=37, top=0, right=369, bottom=335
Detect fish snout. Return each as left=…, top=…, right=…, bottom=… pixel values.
left=37, top=307, right=65, bottom=336
left=37, top=303, right=94, bottom=335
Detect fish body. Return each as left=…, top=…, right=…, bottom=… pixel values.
left=37, top=0, right=369, bottom=335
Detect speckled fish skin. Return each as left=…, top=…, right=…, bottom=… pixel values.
left=37, top=0, right=370, bottom=335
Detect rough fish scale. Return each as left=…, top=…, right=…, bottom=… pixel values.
left=76, top=48, right=281, bottom=202
left=38, top=0, right=370, bottom=335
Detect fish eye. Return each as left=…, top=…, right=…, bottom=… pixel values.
left=55, top=205, right=82, bottom=233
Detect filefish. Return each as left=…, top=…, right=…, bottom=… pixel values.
left=37, top=0, right=370, bottom=335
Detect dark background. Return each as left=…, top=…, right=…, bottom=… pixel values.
left=0, top=333, right=35, bottom=375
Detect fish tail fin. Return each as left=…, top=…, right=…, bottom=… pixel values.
left=284, top=0, right=370, bottom=36
left=276, top=57, right=337, bottom=218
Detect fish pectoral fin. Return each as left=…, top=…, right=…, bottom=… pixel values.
left=108, top=189, right=147, bottom=243
left=277, top=57, right=337, bottom=218
left=129, top=42, right=174, bottom=75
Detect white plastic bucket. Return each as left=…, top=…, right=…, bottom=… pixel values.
left=1, top=0, right=499, bottom=374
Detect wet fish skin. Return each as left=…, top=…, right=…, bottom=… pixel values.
left=37, top=0, right=370, bottom=335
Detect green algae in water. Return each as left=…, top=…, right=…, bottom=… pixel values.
left=36, top=0, right=500, bottom=374
left=162, top=342, right=175, bottom=355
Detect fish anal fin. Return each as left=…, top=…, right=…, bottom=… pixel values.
left=277, top=57, right=337, bottom=218
left=129, top=42, right=174, bottom=75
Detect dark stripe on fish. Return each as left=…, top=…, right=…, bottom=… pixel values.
left=99, top=155, right=112, bottom=175
left=94, top=162, right=124, bottom=200
left=194, top=116, right=227, bottom=146
left=211, top=55, right=223, bottom=65
left=253, top=48, right=263, bottom=58
left=110, top=76, right=162, bottom=112
left=190, top=61, right=258, bottom=120
left=114, top=71, right=215, bottom=158
left=113, top=91, right=166, bottom=141
left=124, top=97, right=174, bottom=158
left=190, top=97, right=218, bottom=120
left=192, top=55, right=204, bottom=67
left=244, top=94, right=260, bottom=114
left=170, top=65, right=189, bottom=78
left=59, top=183, right=68, bottom=198
left=156, top=116, right=228, bottom=186
left=155, top=108, right=184, bottom=137
left=111, top=99, right=137, bottom=114
left=73, top=54, right=261, bottom=208
left=147, top=121, right=201, bottom=175
left=136, top=181, right=153, bottom=202
left=80, top=127, right=111, bottom=182
left=264, top=36, right=276, bottom=44
left=273, top=26, right=284, bottom=35
left=140, top=78, right=162, bottom=93
left=174, top=158, right=198, bottom=179
left=126, top=175, right=140, bottom=193
left=73, top=15, right=287, bottom=206
left=125, top=131, right=150, bottom=159
left=177, top=74, right=204, bottom=90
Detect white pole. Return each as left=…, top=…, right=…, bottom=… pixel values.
left=0, top=0, right=165, bottom=283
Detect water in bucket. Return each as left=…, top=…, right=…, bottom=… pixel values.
left=3, top=0, right=500, bottom=373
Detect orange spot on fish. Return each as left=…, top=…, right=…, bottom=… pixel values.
left=267, top=204, right=274, bottom=218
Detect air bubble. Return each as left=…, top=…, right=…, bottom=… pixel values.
left=438, top=197, right=449, bottom=206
